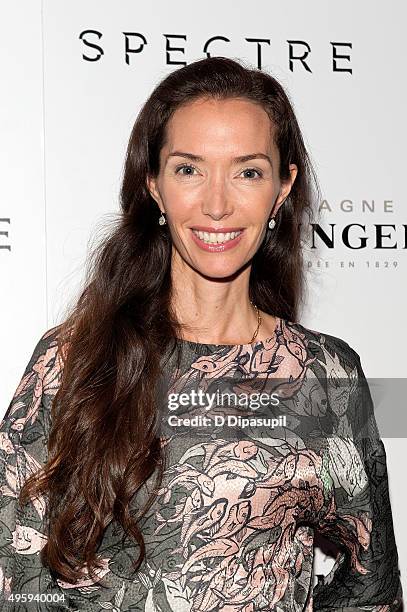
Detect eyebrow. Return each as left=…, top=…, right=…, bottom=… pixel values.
left=166, top=151, right=273, bottom=167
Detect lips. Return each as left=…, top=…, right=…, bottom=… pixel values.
left=192, top=229, right=242, bottom=244
left=190, top=226, right=244, bottom=233
left=190, top=228, right=245, bottom=252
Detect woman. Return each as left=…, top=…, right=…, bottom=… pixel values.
left=0, top=57, right=403, bottom=611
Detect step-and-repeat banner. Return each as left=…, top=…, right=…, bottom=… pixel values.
left=1, top=0, right=405, bottom=590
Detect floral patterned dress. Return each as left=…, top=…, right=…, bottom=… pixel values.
left=0, top=317, right=403, bottom=611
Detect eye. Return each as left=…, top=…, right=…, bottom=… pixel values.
left=175, top=163, right=198, bottom=177
left=240, top=167, right=263, bottom=179
left=174, top=164, right=264, bottom=179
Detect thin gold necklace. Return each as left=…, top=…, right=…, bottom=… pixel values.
left=249, top=301, right=262, bottom=343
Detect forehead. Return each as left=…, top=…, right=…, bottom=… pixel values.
left=163, top=97, right=277, bottom=156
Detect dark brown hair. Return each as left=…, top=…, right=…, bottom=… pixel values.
left=19, top=56, right=319, bottom=583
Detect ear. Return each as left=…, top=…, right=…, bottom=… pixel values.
left=273, top=163, right=298, bottom=215
left=146, top=175, right=163, bottom=208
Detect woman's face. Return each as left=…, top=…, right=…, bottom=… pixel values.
left=147, top=96, right=297, bottom=279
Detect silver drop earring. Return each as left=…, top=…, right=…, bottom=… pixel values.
left=268, top=217, right=276, bottom=230
left=158, top=211, right=167, bottom=226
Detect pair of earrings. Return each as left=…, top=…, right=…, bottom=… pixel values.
left=158, top=212, right=276, bottom=229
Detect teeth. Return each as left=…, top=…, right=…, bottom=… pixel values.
left=192, top=230, right=242, bottom=244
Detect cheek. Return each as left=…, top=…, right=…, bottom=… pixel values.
left=163, top=179, right=275, bottom=220
left=244, top=198, right=273, bottom=222
left=165, top=189, right=199, bottom=217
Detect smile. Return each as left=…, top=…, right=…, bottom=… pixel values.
left=191, top=229, right=243, bottom=244
left=190, top=228, right=245, bottom=252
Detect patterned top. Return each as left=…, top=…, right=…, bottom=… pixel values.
left=0, top=317, right=403, bottom=611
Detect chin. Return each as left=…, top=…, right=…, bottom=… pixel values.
left=195, top=263, right=248, bottom=280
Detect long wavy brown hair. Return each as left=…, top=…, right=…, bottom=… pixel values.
left=19, top=56, right=320, bottom=584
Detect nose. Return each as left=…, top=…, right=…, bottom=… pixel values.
left=201, top=172, right=233, bottom=220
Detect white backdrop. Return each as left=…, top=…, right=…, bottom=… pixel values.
left=1, top=0, right=405, bottom=595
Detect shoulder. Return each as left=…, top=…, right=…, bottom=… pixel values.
left=284, top=318, right=361, bottom=372
left=3, top=324, right=67, bottom=432
left=20, top=324, right=66, bottom=386
left=29, top=323, right=62, bottom=361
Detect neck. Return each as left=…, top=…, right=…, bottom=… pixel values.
left=170, top=259, right=259, bottom=345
